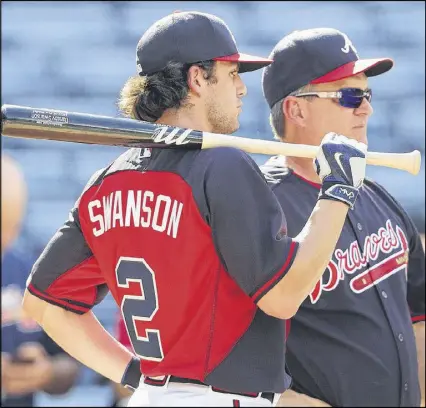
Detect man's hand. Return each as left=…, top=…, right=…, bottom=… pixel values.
left=277, top=389, right=331, bottom=407
left=2, top=342, right=54, bottom=396
left=314, top=132, right=367, bottom=208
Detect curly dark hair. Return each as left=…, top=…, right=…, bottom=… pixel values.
left=118, top=60, right=217, bottom=122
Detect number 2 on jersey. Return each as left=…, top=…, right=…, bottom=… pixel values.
left=115, top=257, right=164, bottom=361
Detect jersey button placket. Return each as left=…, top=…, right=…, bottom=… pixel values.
left=381, top=290, right=388, bottom=299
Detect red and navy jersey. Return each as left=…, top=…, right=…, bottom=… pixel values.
left=27, top=147, right=298, bottom=394
left=261, top=157, right=425, bottom=407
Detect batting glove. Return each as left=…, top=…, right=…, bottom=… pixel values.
left=314, top=132, right=367, bottom=208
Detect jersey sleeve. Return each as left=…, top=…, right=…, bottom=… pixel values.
left=203, top=147, right=299, bottom=304
left=26, top=205, right=109, bottom=315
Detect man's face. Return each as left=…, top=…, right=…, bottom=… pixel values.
left=301, top=73, right=373, bottom=145
left=204, top=61, right=247, bottom=134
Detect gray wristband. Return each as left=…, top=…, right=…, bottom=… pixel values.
left=120, top=357, right=142, bottom=390
left=319, top=183, right=359, bottom=208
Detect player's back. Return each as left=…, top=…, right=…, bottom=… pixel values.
left=77, top=147, right=257, bottom=380
left=27, top=144, right=298, bottom=393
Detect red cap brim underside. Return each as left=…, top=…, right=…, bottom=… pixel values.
left=310, top=58, right=394, bottom=84
left=214, top=53, right=273, bottom=73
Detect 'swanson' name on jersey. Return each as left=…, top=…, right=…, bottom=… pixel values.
left=87, top=190, right=183, bottom=239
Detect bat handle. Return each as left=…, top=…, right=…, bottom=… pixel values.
left=202, top=134, right=421, bottom=176
left=273, top=143, right=422, bottom=176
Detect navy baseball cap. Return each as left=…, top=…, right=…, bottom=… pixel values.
left=262, top=28, right=394, bottom=108
left=136, top=11, right=272, bottom=75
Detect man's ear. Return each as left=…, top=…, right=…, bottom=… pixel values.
left=187, top=65, right=204, bottom=96
left=282, top=97, right=308, bottom=127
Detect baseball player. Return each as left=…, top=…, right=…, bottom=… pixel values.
left=22, top=12, right=368, bottom=407
left=261, top=28, right=425, bottom=407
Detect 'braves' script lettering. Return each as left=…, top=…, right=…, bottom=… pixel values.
left=309, top=220, right=409, bottom=303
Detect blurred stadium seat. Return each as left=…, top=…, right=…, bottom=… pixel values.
left=1, top=1, right=424, bottom=405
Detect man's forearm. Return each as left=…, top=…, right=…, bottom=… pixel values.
left=414, top=321, right=425, bottom=405
left=43, top=354, right=80, bottom=395
left=281, top=199, right=348, bottom=306
left=23, top=291, right=135, bottom=384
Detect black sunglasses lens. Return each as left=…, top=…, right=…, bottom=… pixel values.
left=339, top=88, right=364, bottom=108
left=339, top=88, right=371, bottom=108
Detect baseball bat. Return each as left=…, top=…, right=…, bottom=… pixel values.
left=1, top=104, right=421, bottom=175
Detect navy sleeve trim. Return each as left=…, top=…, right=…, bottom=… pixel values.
left=251, top=241, right=298, bottom=303
left=27, top=283, right=90, bottom=314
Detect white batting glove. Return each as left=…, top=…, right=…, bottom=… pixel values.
left=314, top=132, right=367, bottom=208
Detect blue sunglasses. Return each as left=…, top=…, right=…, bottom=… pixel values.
left=293, top=87, right=373, bottom=108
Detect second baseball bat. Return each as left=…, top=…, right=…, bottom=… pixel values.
left=1, top=104, right=421, bottom=175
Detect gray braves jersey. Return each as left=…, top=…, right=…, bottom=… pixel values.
left=261, top=156, right=425, bottom=407
left=27, top=147, right=297, bottom=394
